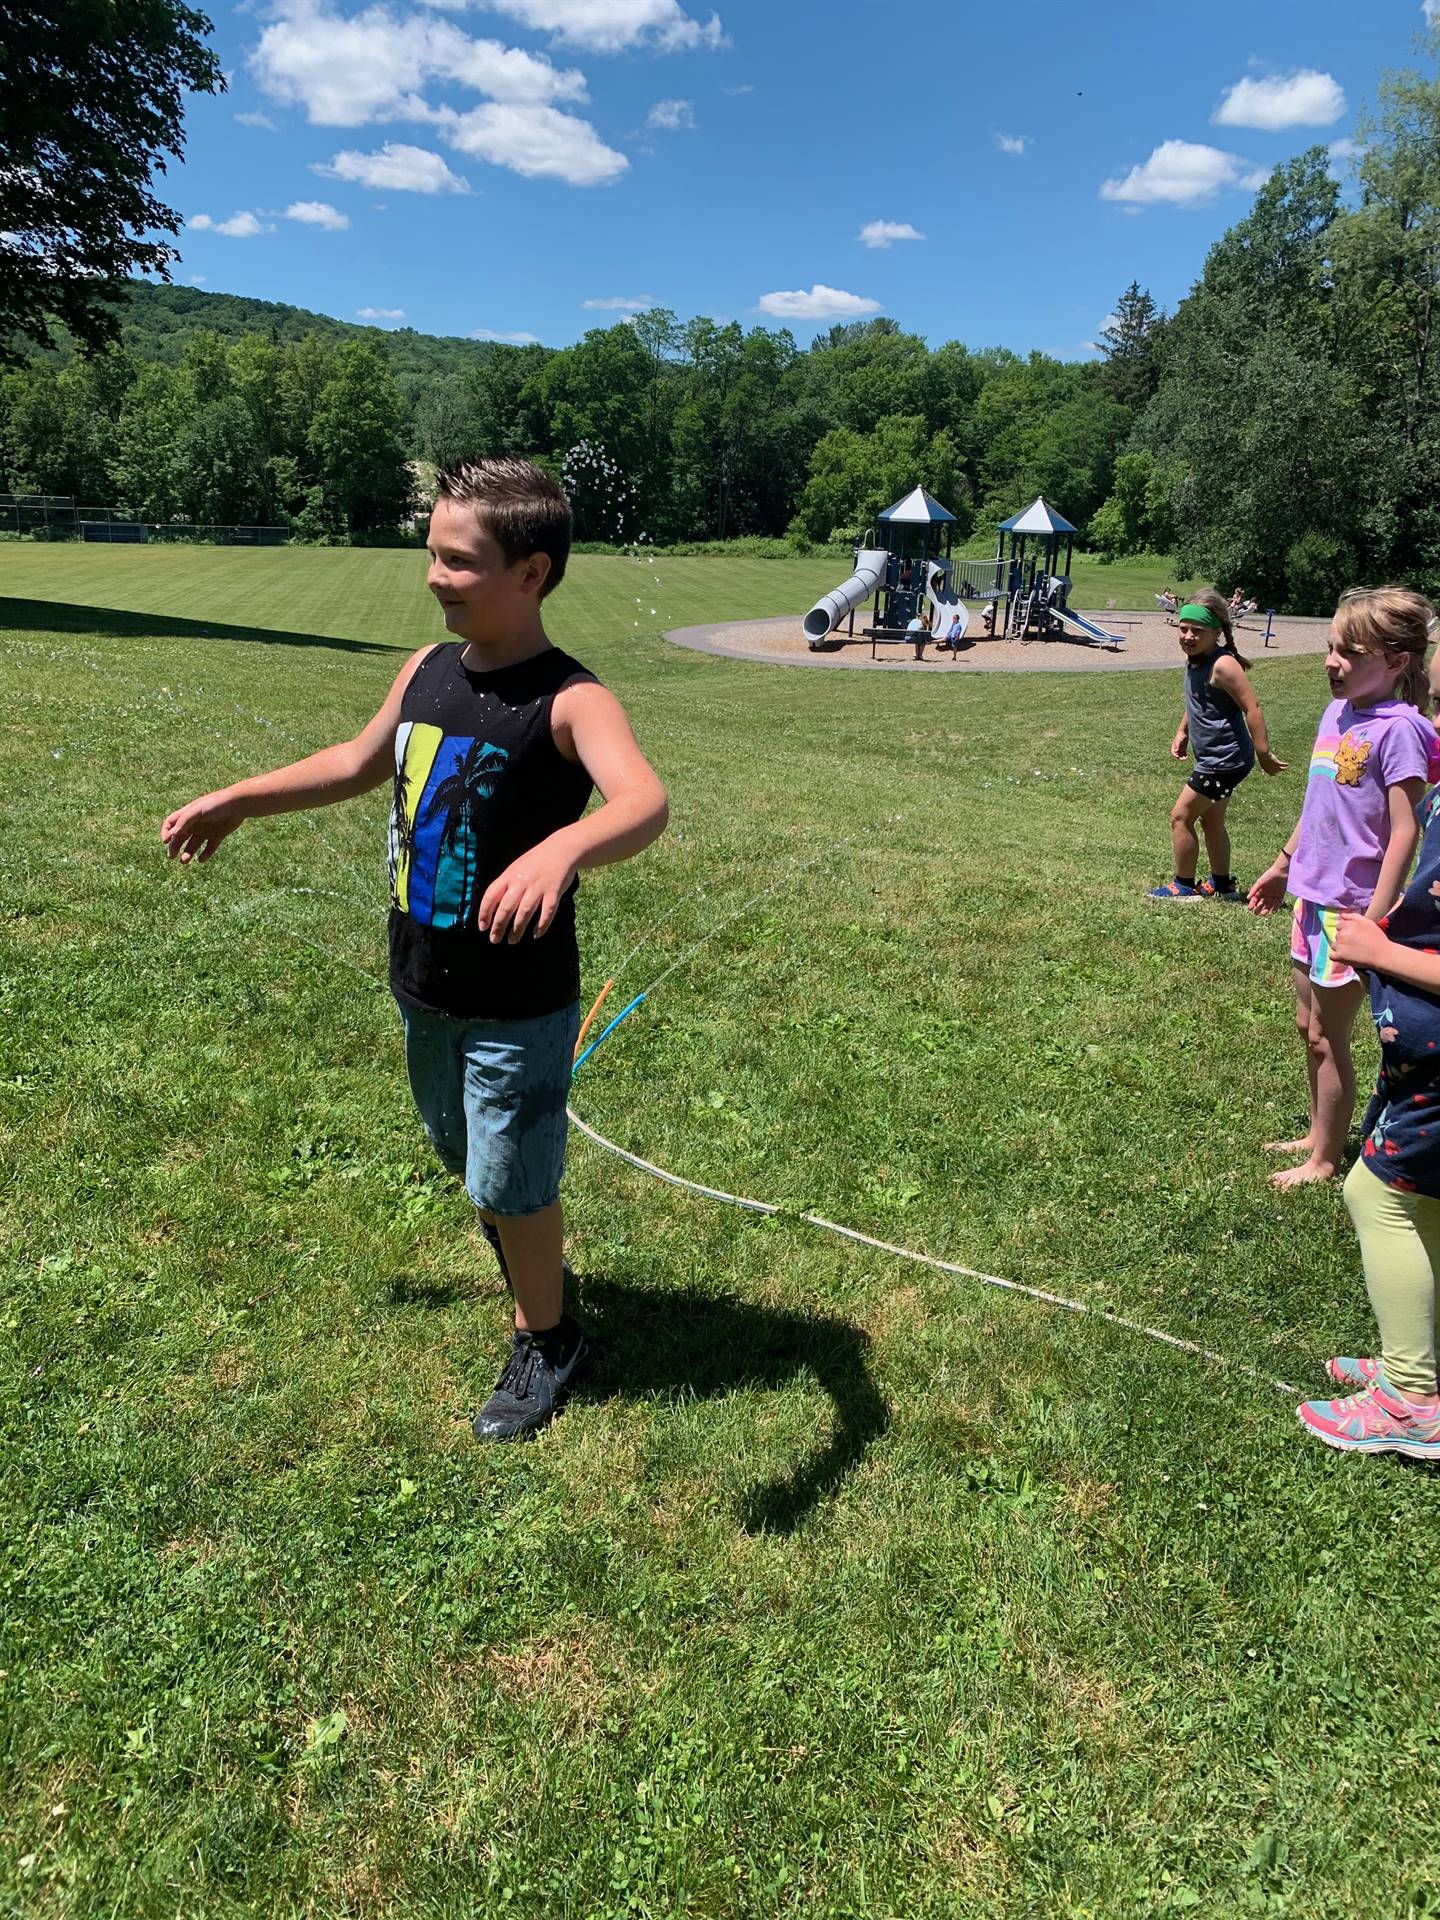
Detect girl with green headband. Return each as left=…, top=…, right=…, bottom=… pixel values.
left=1148, top=587, right=1286, bottom=907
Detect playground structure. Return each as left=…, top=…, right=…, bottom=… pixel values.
left=803, top=486, right=967, bottom=654
left=803, top=490, right=1125, bottom=654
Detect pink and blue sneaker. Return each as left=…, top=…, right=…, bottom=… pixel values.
left=1146, top=878, right=1205, bottom=903
left=1324, top=1356, right=1440, bottom=1390
left=1325, top=1356, right=1386, bottom=1387
left=1297, top=1381, right=1440, bottom=1459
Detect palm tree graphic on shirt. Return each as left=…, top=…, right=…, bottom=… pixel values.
left=390, top=725, right=509, bottom=925
left=430, top=738, right=510, bottom=924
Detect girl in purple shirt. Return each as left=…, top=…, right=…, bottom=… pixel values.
left=1249, top=589, right=1438, bottom=1190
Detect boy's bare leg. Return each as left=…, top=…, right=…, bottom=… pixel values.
left=1272, top=977, right=1366, bottom=1189
left=494, top=1201, right=565, bottom=1331
left=1266, top=964, right=1318, bottom=1154
left=1198, top=798, right=1231, bottom=880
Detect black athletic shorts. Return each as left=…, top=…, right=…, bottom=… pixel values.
left=1187, top=763, right=1252, bottom=802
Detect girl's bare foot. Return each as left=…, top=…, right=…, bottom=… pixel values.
left=1270, top=1158, right=1338, bottom=1190
left=1264, top=1136, right=1315, bottom=1155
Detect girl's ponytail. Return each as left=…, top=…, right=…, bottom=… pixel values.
left=1334, top=587, right=1438, bottom=712
left=1190, top=587, right=1251, bottom=669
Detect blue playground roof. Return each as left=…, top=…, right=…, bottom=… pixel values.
left=878, top=484, right=956, bottom=525
left=999, top=496, right=1078, bottom=536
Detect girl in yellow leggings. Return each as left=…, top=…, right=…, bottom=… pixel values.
left=1303, top=660, right=1440, bottom=1458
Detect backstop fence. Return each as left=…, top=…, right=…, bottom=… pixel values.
left=0, top=495, right=292, bottom=546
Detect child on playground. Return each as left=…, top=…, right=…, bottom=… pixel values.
left=1297, top=638, right=1440, bottom=1457
left=160, top=457, right=669, bottom=1442
left=1248, top=587, right=1437, bottom=1192
left=1148, top=589, right=1286, bottom=906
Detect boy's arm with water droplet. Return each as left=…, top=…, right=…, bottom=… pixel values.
left=160, top=646, right=433, bottom=865
left=476, top=682, right=669, bottom=945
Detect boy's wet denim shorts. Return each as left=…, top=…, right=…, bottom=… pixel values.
left=397, top=999, right=580, bottom=1217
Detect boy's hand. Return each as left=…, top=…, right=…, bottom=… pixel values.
left=1247, top=865, right=1288, bottom=916
left=1333, top=910, right=1391, bottom=969
left=1258, top=750, right=1288, bottom=776
left=1170, top=731, right=1189, bottom=761
left=161, top=789, right=246, bottom=864
left=476, top=839, right=579, bottom=944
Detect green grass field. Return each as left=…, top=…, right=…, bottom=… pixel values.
left=3, top=544, right=1438, bottom=1917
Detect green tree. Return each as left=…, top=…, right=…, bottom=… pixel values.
left=789, top=415, right=965, bottom=546
left=1327, top=30, right=1440, bottom=577
left=973, top=356, right=1131, bottom=530
left=113, top=363, right=187, bottom=520
left=0, top=0, right=223, bottom=359
left=309, top=338, right=411, bottom=537
left=531, top=325, right=653, bottom=539
left=1096, top=283, right=1165, bottom=413
left=178, top=394, right=264, bottom=526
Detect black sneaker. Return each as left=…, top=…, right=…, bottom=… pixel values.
left=472, top=1317, right=587, bottom=1443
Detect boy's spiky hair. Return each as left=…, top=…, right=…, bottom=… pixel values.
left=435, top=456, right=572, bottom=599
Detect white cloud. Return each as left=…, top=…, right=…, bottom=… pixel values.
left=189, top=275, right=207, bottom=284
left=188, top=210, right=266, bottom=236
left=1426, top=1, right=1440, bottom=21
left=251, top=0, right=587, bottom=126
left=1100, top=140, right=1262, bottom=207
left=359, top=305, right=406, bottom=319
left=722, top=82, right=752, bottom=95
left=1213, top=68, right=1345, bottom=130
left=757, top=283, right=881, bottom=321
left=286, top=198, right=349, bottom=228
left=471, top=326, right=541, bottom=342
left=582, top=293, right=655, bottom=308
left=317, top=142, right=470, bottom=191
left=994, top=132, right=1028, bottom=154
left=444, top=102, right=627, bottom=184
left=234, top=109, right=276, bottom=129
left=857, top=219, right=923, bottom=249
left=646, top=96, right=694, bottom=130
left=478, top=0, right=725, bottom=53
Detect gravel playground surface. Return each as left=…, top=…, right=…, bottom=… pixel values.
left=667, top=605, right=1334, bottom=673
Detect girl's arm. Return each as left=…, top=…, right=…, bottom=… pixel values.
left=1211, top=656, right=1286, bottom=774
left=1171, top=712, right=1189, bottom=759
left=1247, top=816, right=1304, bottom=915
left=1333, top=908, right=1440, bottom=991
left=1365, top=778, right=1427, bottom=921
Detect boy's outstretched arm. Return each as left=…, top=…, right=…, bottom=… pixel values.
left=478, top=681, right=668, bottom=945
left=160, top=646, right=432, bottom=864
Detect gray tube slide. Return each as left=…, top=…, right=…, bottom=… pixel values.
left=803, top=548, right=889, bottom=647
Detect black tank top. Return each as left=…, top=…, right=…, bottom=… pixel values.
left=387, top=642, right=597, bottom=1019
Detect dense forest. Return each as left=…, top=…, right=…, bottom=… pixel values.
left=3, top=42, right=1439, bottom=609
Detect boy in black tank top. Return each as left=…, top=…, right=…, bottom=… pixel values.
left=162, top=458, right=669, bottom=1442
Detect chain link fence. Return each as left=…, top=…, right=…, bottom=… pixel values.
left=0, top=495, right=292, bottom=546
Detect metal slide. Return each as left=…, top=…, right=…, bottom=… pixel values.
left=802, top=548, right=890, bottom=647
left=1050, top=605, right=1125, bottom=651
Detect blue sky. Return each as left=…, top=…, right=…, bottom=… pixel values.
left=173, top=0, right=1434, bottom=357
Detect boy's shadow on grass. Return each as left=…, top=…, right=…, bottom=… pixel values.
left=387, top=1269, right=888, bottom=1531
left=2, top=596, right=395, bottom=657
left=571, top=1272, right=889, bottom=1535
left=384, top=1270, right=891, bottom=1533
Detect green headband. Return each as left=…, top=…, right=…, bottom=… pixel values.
left=1177, top=602, right=1220, bottom=629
